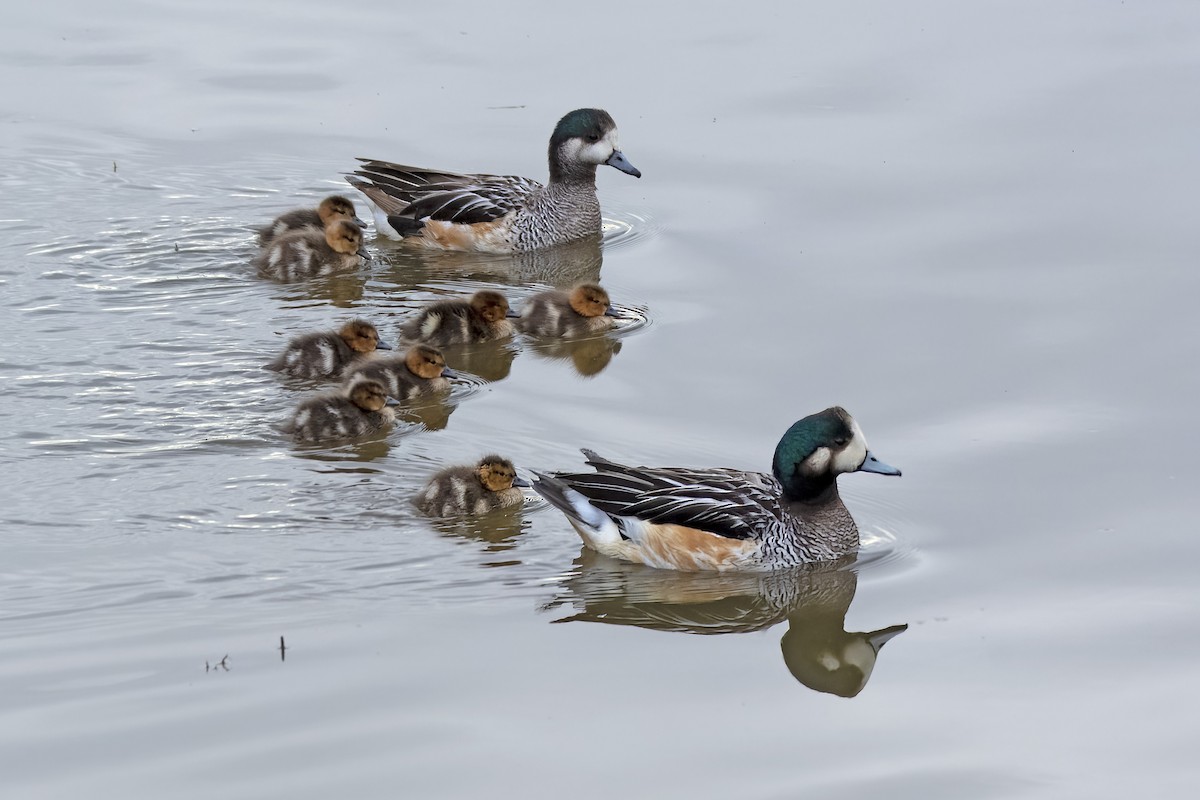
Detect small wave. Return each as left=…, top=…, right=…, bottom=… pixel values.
left=601, top=207, right=660, bottom=250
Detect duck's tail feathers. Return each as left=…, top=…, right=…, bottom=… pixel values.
left=581, top=448, right=633, bottom=471
left=532, top=472, right=622, bottom=546
left=345, top=176, right=410, bottom=240
left=386, top=214, right=427, bottom=237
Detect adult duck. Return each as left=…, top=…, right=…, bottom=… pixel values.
left=347, top=108, right=640, bottom=252
left=533, top=407, right=901, bottom=571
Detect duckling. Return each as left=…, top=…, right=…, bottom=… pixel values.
left=256, top=194, right=366, bottom=246
left=516, top=283, right=619, bottom=338
left=342, top=344, right=456, bottom=401
left=281, top=378, right=397, bottom=444
left=399, top=290, right=518, bottom=346
left=348, top=108, right=640, bottom=253
left=254, top=219, right=367, bottom=281
left=267, top=319, right=392, bottom=380
left=533, top=407, right=901, bottom=572
left=415, top=455, right=531, bottom=517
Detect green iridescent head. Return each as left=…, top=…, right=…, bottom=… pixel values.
left=547, top=108, right=640, bottom=180
left=772, top=408, right=900, bottom=501
left=550, top=109, right=617, bottom=149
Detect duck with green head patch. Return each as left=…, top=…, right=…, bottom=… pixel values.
left=532, top=407, right=901, bottom=572
left=347, top=108, right=640, bottom=253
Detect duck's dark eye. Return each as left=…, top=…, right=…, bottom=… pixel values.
left=586, top=134, right=600, bottom=143
left=833, top=437, right=849, bottom=447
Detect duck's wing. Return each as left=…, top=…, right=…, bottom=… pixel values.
left=557, top=449, right=786, bottom=541
left=348, top=160, right=543, bottom=224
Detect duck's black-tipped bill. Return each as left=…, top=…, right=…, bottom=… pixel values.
left=866, top=624, right=908, bottom=652
left=384, top=396, right=401, bottom=407
left=605, top=150, right=641, bottom=178
left=376, top=340, right=393, bottom=351
left=356, top=246, right=371, bottom=261
left=512, top=476, right=532, bottom=489
left=603, top=306, right=621, bottom=318
left=441, top=367, right=457, bottom=379
left=352, top=216, right=368, bottom=228
left=858, top=451, right=901, bottom=476
left=505, top=308, right=521, bottom=319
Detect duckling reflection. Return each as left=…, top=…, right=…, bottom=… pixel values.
left=424, top=513, right=529, bottom=554
left=546, top=550, right=906, bottom=696
left=437, top=338, right=519, bottom=383
left=525, top=335, right=622, bottom=377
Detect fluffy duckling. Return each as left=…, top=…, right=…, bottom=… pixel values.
left=516, top=283, right=619, bottom=338
left=267, top=319, right=392, bottom=380
left=281, top=378, right=397, bottom=444
left=343, top=344, right=456, bottom=401
left=256, top=194, right=365, bottom=246
left=254, top=219, right=368, bottom=281
left=415, top=455, right=531, bottom=517
left=400, top=290, right=518, bottom=346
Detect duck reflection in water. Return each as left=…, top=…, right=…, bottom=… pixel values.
left=373, top=233, right=604, bottom=289
left=546, top=550, right=906, bottom=697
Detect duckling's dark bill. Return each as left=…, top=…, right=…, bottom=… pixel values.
left=858, top=451, right=901, bottom=476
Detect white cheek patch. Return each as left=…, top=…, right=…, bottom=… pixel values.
left=803, top=446, right=832, bottom=476
left=579, top=129, right=619, bottom=166
left=831, top=419, right=869, bottom=474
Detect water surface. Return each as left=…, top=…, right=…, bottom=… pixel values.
left=2, top=2, right=1199, bottom=797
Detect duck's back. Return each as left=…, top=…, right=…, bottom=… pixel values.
left=344, top=355, right=449, bottom=400
left=401, top=300, right=508, bottom=345
left=414, top=465, right=491, bottom=516
left=254, top=229, right=353, bottom=281
left=351, top=163, right=602, bottom=252
left=518, top=289, right=615, bottom=337
left=257, top=208, right=322, bottom=247
left=267, top=331, right=358, bottom=380
left=282, top=393, right=390, bottom=443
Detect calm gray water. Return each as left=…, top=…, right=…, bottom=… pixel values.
left=3, top=2, right=1199, bottom=797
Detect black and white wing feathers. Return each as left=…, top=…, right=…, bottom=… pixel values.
left=555, top=449, right=786, bottom=541
left=350, top=160, right=542, bottom=224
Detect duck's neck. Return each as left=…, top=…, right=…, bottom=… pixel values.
left=782, top=472, right=838, bottom=505
left=783, top=482, right=858, bottom=555
left=548, top=145, right=598, bottom=186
